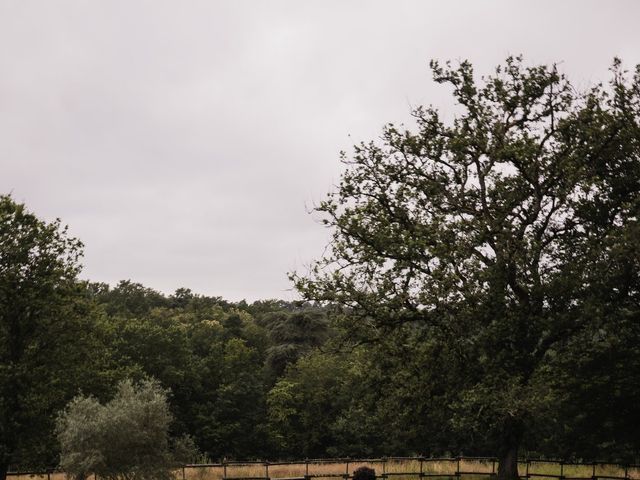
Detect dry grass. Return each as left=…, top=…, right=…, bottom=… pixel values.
left=523, top=462, right=639, bottom=480
left=8, top=459, right=638, bottom=480
left=180, top=459, right=639, bottom=480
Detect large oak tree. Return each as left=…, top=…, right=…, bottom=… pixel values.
left=294, top=58, right=640, bottom=478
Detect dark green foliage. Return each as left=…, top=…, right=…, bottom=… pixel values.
left=268, top=351, right=353, bottom=457
left=267, top=328, right=461, bottom=459
left=543, top=311, right=640, bottom=462
left=262, top=310, right=330, bottom=381
left=293, top=58, right=640, bottom=474
left=103, top=302, right=269, bottom=459
left=0, top=195, right=115, bottom=477
left=91, top=280, right=169, bottom=317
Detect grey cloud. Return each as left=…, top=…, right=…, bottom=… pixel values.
left=1, top=0, right=639, bottom=300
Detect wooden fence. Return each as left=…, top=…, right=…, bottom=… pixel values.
left=179, top=457, right=640, bottom=480
left=7, top=456, right=640, bottom=480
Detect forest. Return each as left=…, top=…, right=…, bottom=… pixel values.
left=3, top=262, right=639, bottom=468
left=1, top=192, right=639, bottom=472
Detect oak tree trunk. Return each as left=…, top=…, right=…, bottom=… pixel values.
left=497, top=442, right=519, bottom=480
left=497, top=418, right=523, bottom=480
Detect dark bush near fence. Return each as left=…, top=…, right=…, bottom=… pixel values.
left=352, top=466, right=376, bottom=480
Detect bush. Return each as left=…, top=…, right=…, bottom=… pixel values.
left=56, top=378, right=196, bottom=480
left=352, top=467, right=376, bottom=480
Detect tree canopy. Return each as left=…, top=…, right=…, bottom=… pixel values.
left=0, top=195, right=111, bottom=479
left=294, top=57, right=640, bottom=479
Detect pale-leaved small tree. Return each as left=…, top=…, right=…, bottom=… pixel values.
left=56, top=378, right=194, bottom=480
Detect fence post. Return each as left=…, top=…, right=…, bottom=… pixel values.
left=624, top=466, right=628, bottom=480
left=493, top=459, right=497, bottom=477
left=560, top=462, right=564, bottom=480
left=182, top=466, right=186, bottom=480
left=265, top=461, right=269, bottom=480
left=305, top=460, right=309, bottom=479
left=346, top=460, right=350, bottom=479
left=420, top=457, right=424, bottom=478
left=456, top=457, right=461, bottom=479
left=592, top=462, right=596, bottom=480
left=224, top=462, right=227, bottom=479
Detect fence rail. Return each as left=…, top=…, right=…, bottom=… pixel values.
left=8, top=457, right=640, bottom=480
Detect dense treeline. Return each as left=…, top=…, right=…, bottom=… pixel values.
left=4, top=273, right=639, bottom=470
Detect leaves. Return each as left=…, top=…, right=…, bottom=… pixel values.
left=294, top=57, right=640, bottom=458
left=56, top=379, right=193, bottom=480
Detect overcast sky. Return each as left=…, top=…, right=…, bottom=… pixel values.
left=1, top=1, right=639, bottom=301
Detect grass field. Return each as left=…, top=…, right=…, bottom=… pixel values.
left=8, top=458, right=640, bottom=480
left=181, top=458, right=640, bottom=480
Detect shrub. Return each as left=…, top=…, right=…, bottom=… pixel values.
left=56, top=378, right=195, bottom=480
left=352, top=467, right=376, bottom=480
